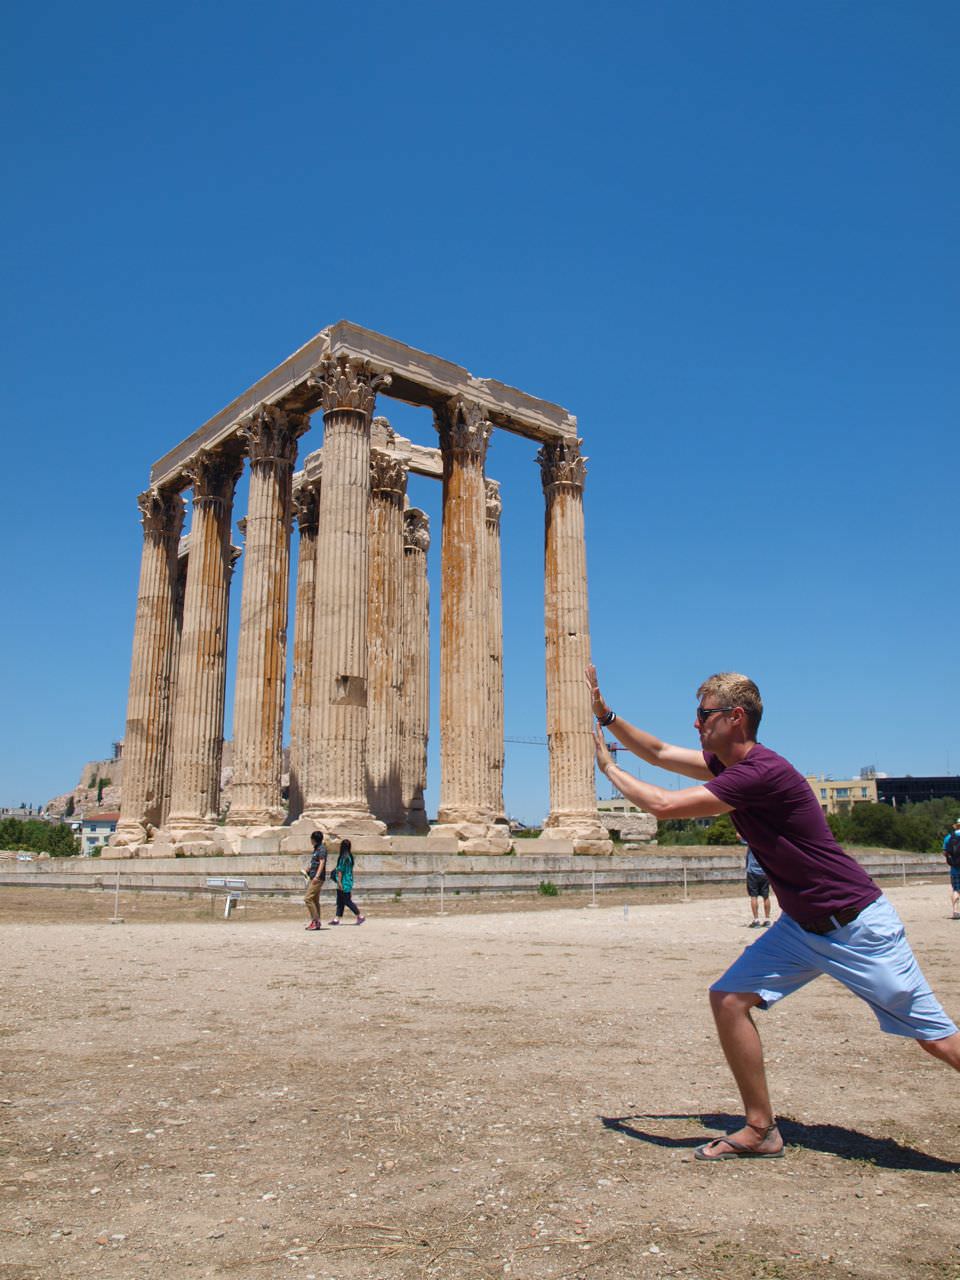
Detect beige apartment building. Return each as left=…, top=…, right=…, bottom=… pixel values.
left=805, top=774, right=878, bottom=815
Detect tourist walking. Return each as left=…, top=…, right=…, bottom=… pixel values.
left=587, top=663, right=960, bottom=1161
left=745, top=843, right=772, bottom=927
left=303, top=830, right=327, bottom=931
left=942, top=819, right=960, bottom=920
left=329, top=839, right=365, bottom=926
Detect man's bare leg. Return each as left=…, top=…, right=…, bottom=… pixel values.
left=917, top=1030, right=960, bottom=1070
left=700, top=990, right=783, bottom=1156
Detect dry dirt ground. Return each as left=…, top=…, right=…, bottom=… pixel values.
left=2, top=880, right=960, bottom=1280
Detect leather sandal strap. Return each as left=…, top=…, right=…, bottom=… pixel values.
left=744, top=1120, right=778, bottom=1137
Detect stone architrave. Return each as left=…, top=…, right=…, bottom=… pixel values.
left=228, top=407, right=309, bottom=827
left=432, top=398, right=509, bottom=851
left=113, top=488, right=185, bottom=847
left=287, top=478, right=320, bottom=822
left=164, top=445, right=243, bottom=838
left=485, top=479, right=506, bottom=824
left=297, top=357, right=390, bottom=841
left=366, top=445, right=407, bottom=827
left=538, top=438, right=611, bottom=853
left=400, top=508, right=430, bottom=833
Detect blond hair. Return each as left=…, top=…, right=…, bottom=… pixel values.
left=697, top=673, right=763, bottom=736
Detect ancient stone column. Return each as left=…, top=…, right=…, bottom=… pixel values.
left=287, top=477, right=320, bottom=822
left=298, top=357, right=390, bottom=840
left=366, top=446, right=407, bottom=827
left=113, top=487, right=185, bottom=846
left=165, top=445, right=243, bottom=838
left=432, top=397, right=509, bottom=850
left=485, top=479, right=506, bottom=823
left=401, top=508, right=430, bottom=833
left=538, top=438, right=611, bottom=853
left=160, top=535, right=190, bottom=827
left=228, top=407, right=308, bottom=827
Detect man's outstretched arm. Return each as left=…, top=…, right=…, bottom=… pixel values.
left=585, top=664, right=712, bottom=781
left=593, top=726, right=733, bottom=819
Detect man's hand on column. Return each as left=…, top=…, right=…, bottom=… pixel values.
left=593, top=723, right=614, bottom=775
left=585, top=663, right=609, bottom=721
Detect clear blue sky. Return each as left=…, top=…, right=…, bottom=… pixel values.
left=2, top=1, right=957, bottom=821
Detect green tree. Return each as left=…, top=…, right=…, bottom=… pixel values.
left=64, top=795, right=75, bottom=817
left=656, top=819, right=708, bottom=845
left=705, top=814, right=740, bottom=845
left=0, top=817, right=80, bottom=856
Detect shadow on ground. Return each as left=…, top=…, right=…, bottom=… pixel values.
left=600, top=1111, right=960, bottom=1172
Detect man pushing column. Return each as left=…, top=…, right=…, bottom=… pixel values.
left=587, top=665, right=960, bottom=1161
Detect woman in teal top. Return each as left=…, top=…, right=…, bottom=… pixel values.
left=329, top=839, right=365, bottom=925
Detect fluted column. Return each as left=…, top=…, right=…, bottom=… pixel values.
left=160, top=535, right=190, bottom=826
left=401, top=509, right=430, bottom=833
left=485, top=479, right=506, bottom=823
left=287, top=478, right=320, bottom=822
left=113, top=487, right=185, bottom=846
left=433, top=396, right=506, bottom=850
left=301, top=357, right=390, bottom=836
left=366, top=446, right=407, bottom=826
left=538, top=438, right=611, bottom=851
left=165, top=445, right=243, bottom=835
left=228, top=407, right=308, bottom=827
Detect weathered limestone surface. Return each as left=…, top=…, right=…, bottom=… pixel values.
left=228, top=407, right=307, bottom=827
left=400, top=508, right=430, bottom=833
left=538, top=439, right=612, bottom=854
left=485, top=479, right=506, bottom=824
left=287, top=479, right=319, bottom=822
left=366, top=442, right=407, bottom=827
left=160, top=535, right=190, bottom=827
left=432, top=398, right=510, bottom=853
left=113, top=488, right=185, bottom=846
left=164, top=445, right=243, bottom=840
left=291, top=356, right=388, bottom=847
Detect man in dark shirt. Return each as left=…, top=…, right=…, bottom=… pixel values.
left=303, top=830, right=327, bottom=932
left=587, top=665, right=960, bottom=1160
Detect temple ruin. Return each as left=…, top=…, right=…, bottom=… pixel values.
left=111, top=322, right=611, bottom=856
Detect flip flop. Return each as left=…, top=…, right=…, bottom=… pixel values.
left=694, top=1135, right=784, bottom=1161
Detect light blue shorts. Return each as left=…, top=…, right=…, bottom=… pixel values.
left=711, top=895, right=958, bottom=1041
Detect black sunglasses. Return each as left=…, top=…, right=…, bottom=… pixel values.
left=696, top=705, right=734, bottom=724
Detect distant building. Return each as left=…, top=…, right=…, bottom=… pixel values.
left=80, top=811, right=120, bottom=855
left=805, top=775, right=878, bottom=816
left=876, top=776, right=960, bottom=808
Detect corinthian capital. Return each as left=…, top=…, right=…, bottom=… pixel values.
left=292, top=481, right=320, bottom=534
left=137, top=487, right=185, bottom=540
left=184, top=445, right=244, bottom=509
left=310, top=357, right=392, bottom=417
left=435, top=396, right=492, bottom=464
left=485, top=478, right=502, bottom=526
left=370, top=448, right=407, bottom=500
left=537, top=437, right=586, bottom=494
left=403, top=507, right=431, bottom=554
left=239, top=405, right=310, bottom=468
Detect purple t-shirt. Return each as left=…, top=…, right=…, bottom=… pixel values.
left=703, top=744, right=880, bottom=925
